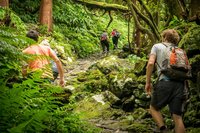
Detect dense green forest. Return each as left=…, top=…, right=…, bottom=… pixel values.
left=0, top=0, right=200, bottom=133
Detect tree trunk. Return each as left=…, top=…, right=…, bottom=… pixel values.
left=0, top=0, right=9, bottom=7
left=39, top=0, right=53, bottom=32
left=190, top=0, right=200, bottom=18
left=0, top=0, right=10, bottom=26
left=132, top=0, right=141, bottom=55
left=163, top=0, right=184, bottom=19
left=155, top=0, right=160, bottom=26
left=127, top=13, right=132, bottom=53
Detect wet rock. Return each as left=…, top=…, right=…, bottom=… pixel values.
left=103, top=90, right=121, bottom=106
left=121, top=95, right=135, bottom=112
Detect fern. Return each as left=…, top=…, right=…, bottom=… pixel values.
left=0, top=25, right=100, bottom=133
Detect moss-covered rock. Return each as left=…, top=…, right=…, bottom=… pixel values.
left=108, top=72, right=137, bottom=98
left=77, top=69, right=109, bottom=92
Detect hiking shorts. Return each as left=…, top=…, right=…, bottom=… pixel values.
left=150, top=80, right=186, bottom=116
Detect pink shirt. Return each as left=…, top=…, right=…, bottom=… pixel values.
left=23, top=44, right=56, bottom=78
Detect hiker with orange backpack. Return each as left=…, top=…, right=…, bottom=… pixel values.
left=145, top=29, right=191, bottom=133
left=100, top=30, right=109, bottom=54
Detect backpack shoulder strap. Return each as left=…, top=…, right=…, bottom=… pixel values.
left=162, top=43, right=167, bottom=47
left=162, top=43, right=177, bottom=48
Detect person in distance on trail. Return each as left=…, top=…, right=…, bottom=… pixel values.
left=22, top=30, right=65, bottom=87
left=100, top=30, right=110, bottom=54
left=145, top=29, right=186, bottom=133
left=111, top=29, right=120, bottom=49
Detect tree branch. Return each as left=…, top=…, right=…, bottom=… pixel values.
left=137, top=0, right=158, bottom=32
left=106, top=11, right=113, bottom=29
left=126, top=0, right=155, bottom=42
left=131, top=2, right=160, bottom=40
left=74, top=0, right=129, bottom=12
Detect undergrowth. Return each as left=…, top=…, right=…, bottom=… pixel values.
left=0, top=27, right=100, bottom=133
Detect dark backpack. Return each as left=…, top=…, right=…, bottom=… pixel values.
left=115, top=31, right=120, bottom=38
left=158, top=43, right=192, bottom=80
left=101, top=33, right=107, bottom=41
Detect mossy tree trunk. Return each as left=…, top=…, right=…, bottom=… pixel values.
left=132, top=0, right=141, bottom=54
left=127, top=14, right=132, bottom=53
left=190, top=0, right=200, bottom=17
left=163, top=0, right=200, bottom=22
left=126, top=0, right=159, bottom=55
left=163, top=0, right=183, bottom=19
left=39, top=0, right=53, bottom=32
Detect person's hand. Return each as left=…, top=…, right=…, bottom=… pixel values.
left=59, top=78, right=65, bottom=87
left=145, top=83, right=152, bottom=96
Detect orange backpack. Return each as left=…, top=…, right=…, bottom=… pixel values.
left=159, top=43, right=192, bottom=80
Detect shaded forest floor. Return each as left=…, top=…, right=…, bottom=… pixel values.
left=57, top=51, right=198, bottom=133
left=62, top=52, right=136, bottom=133
left=59, top=51, right=154, bottom=133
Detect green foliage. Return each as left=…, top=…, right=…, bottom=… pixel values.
left=38, top=25, right=49, bottom=35
left=168, top=16, right=185, bottom=27
left=0, top=7, right=6, bottom=19
left=0, top=8, right=27, bottom=31
left=10, top=0, right=40, bottom=23
left=53, top=0, right=93, bottom=31
left=0, top=26, right=100, bottom=133
left=0, top=28, right=28, bottom=84
left=127, top=54, right=147, bottom=64
left=52, top=0, right=101, bottom=58
left=0, top=76, right=100, bottom=133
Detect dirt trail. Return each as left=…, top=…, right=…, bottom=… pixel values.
left=64, top=53, right=104, bottom=84
left=62, top=53, right=132, bottom=133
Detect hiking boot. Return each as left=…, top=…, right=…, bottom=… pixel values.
left=153, top=129, right=170, bottom=133
left=160, top=129, right=169, bottom=133
left=153, top=126, right=170, bottom=133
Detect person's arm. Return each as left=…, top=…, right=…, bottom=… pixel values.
left=49, top=50, right=65, bottom=87
left=22, top=64, right=28, bottom=77
left=145, top=54, right=156, bottom=96
left=22, top=49, right=29, bottom=77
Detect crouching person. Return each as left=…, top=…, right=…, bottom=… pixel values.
left=22, top=30, right=65, bottom=87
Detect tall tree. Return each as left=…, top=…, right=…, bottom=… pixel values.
left=0, top=0, right=9, bottom=7
left=39, top=0, right=53, bottom=32
left=0, top=0, right=10, bottom=26
left=132, top=0, right=141, bottom=55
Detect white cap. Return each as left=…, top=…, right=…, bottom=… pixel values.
left=40, top=39, right=50, bottom=46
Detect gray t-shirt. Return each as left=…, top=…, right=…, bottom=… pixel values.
left=150, top=42, right=172, bottom=80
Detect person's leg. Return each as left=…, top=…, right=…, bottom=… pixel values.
left=115, top=38, right=118, bottom=49
left=53, top=71, right=59, bottom=81
left=112, top=37, right=115, bottom=46
left=101, top=41, right=106, bottom=53
left=168, top=81, right=185, bottom=133
left=150, top=105, right=165, bottom=129
left=105, top=41, right=109, bottom=52
left=172, top=114, right=185, bottom=133
left=112, top=37, right=117, bottom=49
